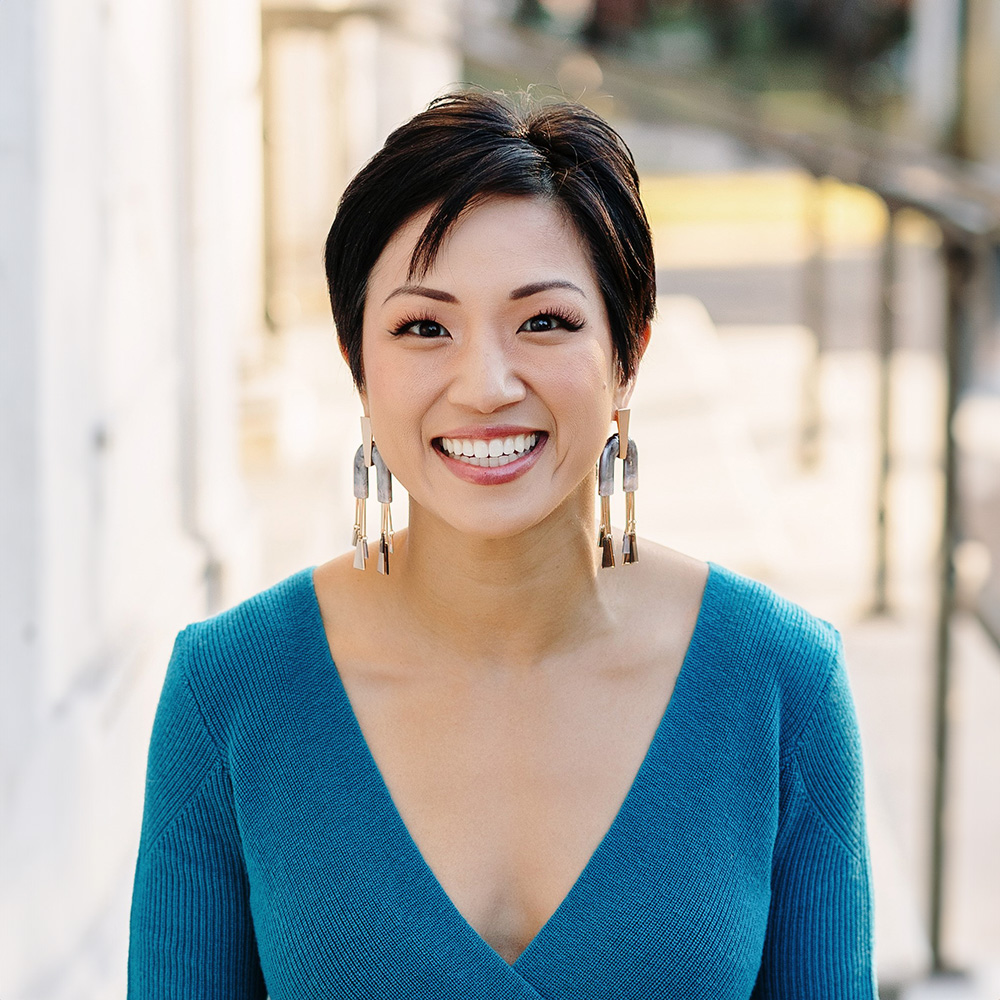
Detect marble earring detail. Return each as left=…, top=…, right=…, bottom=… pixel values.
left=352, top=444, right=370, bottom=570
left=597, top=408, right=638, bottom=569
left=373, top=446, right=393, bottom=575
left=352, top=416, right=393, bottom=574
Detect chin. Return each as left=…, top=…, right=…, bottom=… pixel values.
left=436, top=506, right=552, bottom=542
left=413, top=476, right=593, bottom=545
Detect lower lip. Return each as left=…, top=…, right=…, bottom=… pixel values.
left=435, top=435, right=547, bottom=485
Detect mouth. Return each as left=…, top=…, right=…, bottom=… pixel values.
left=434, top=432, right=545, bottom=468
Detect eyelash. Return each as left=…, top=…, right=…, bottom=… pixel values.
left=521, top=308, right=585, bottom=334
left=388, top=308, right=585, bottom=338
left=389, top=314, right=445, bottom=338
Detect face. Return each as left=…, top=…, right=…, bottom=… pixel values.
left=360, top=194, right=635, bottom=539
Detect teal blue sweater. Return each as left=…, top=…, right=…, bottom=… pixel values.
left=128, top=563, right=876, bottom=998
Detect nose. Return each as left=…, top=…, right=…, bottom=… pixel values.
left=446, top=330, right=526, bottom=413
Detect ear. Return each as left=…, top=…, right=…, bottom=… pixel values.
left=637, top=321, right=651, bottom=359
left=338, top=339, right=369, bottom=412
left=612, top=322, right=651, bottom=412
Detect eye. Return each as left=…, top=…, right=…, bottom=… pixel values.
left=391, top=318, right=449, bottom=338
left=518, top=312, right=584, bottom=334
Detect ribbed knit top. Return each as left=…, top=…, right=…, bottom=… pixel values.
left=128, top=562, right=876, bottom=999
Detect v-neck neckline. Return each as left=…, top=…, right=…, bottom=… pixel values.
left=302, top=562, right=720, bottom=968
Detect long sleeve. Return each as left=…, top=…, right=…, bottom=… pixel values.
left=751, top=642, right=877, bottom=1000
left=128, top=629, right=267, bottom=999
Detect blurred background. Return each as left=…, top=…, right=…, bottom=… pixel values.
left=1, top=0, right=999, bottom=996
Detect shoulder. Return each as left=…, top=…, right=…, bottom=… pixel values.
left=181, top=567, right=319, bottom=660
left=630, top=542, right=841, bottom=696
left=703, top=562, right=841, bottom=665
left=692, top=561, right=846, bottom=750
left=172, top=568, right=325, bottom=741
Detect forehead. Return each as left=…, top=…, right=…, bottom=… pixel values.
left=366, top=195, right=599, bottom=298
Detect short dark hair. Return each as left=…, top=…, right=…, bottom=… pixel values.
left=324, top=90, right=655, bottom=388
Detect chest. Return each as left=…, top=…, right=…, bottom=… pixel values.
left=342, top=661, right=680, bottom=961
left=231, top=647, right=779, bottom=996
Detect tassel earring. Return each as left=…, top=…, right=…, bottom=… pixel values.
left=352, top=415, right=393, bottom=575
left=597, top=408, right=639, bottom=569
left=373, top=446, right=393, bottom=575
left=622, top=437, right=638, bottom=564
left=598, top=433, right=618, bottom=568
left=352, top=445, right=369, bottom=570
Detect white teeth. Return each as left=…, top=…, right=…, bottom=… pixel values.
left=438, top=433, right=540, bottom=467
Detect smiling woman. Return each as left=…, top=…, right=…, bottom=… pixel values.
left=359, top=195, right=623, bottom=535
left=127, top=91, right=877, bottom=999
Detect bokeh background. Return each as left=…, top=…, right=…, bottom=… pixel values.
left=2, top=1, right=999, bottom=996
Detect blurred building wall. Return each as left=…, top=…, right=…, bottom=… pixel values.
left=0, top=0, right=262, bottom=995
left=1, top=0, right=461, bottom=995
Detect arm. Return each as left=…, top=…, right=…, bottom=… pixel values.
left=128, top=629, right=267, bottom=999
left=751, top=643, right=877, bottom=1000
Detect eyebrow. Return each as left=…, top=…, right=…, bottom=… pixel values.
left=382, top=284, right=457, bottom=305
left=510, top=280, right=586, bottom=300
left=382, top=279, right=586, bottom=306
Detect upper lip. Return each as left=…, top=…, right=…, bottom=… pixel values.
left=434, top=425, right=545, bottom=440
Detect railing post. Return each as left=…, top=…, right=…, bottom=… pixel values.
left=929, top=233, right=974, bottom=973
left=800, top=173, right=826, bottom=469
left=873, top=203, right=898, bottom=615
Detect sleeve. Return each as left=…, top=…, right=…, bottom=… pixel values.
left=127, top=628, right=267, bottom=1000
left=751, top=638, right=878, bottom=1000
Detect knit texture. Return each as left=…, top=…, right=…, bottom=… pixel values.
left=128, top=562, right=876, bottom=999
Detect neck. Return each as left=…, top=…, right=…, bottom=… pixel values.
left=390, top=477, right=614, bottom=669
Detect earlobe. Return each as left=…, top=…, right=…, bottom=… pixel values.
left=614, top=382, right=636, bottom=413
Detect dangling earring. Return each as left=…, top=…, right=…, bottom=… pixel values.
left=598, top=433, right=618, bottom=568
left=597, top=408, right=639, bottom=569
left=352, top=444, right=369, bottom=570
left=372, top=445, right=393, bottom=574
left=622, top=436, right=638, bottom=564
left=352, top=416, right=393, bottom=575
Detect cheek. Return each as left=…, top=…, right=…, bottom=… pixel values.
left=540, top=344, right=617, bottom=438
left=361, top=335, right=442, bottom=443
left=367, top=362, right=441, bottom=406
left=550, top=337, right=615, bottom=398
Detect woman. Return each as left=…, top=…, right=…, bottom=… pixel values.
left=128, top=91, right=876, bottom=998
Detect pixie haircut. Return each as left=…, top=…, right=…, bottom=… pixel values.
left=324, top=90, right=655, bottom=388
